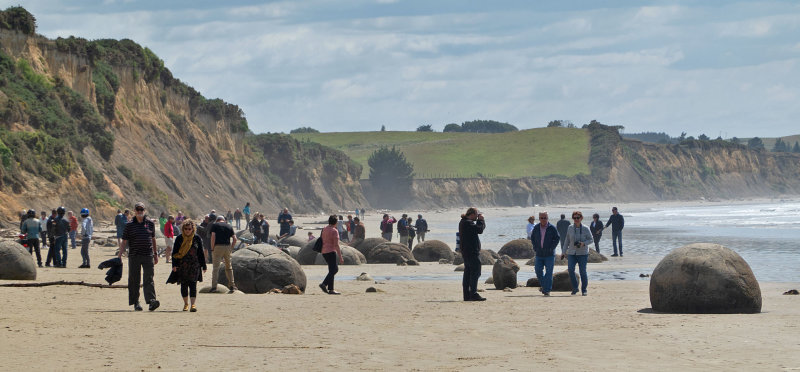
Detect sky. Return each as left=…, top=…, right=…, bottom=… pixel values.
left=4, top=0, right=800, bottom=137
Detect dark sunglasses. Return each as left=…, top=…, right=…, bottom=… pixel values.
left=540, top=217, right=548, bottom=220
left=573, top=216, right=582, bottom=220
left=135, top=208, right=145, bottom=212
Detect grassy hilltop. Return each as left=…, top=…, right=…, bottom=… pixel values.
left=291, top=127, right=590, bottom=179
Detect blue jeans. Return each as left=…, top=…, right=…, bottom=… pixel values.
left=80, top=237, right=91, bottom=265
left=567, top=254, right=589, bottom=293
left=534, top=256, right=555, bottom=294
left=612, top=230, right=623, bottom=255
left=235, top=218, right=241, bottom=230
left=69, top=230, right=77, bottom=249
left=54, top=235, right=68, bottom=266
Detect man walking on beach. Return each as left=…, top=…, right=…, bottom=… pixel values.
left=459, top=207, right=486, bottom=301
left=353, top=217, right=365, bottom=240
left=44, top=210, right=56, bottom=266
left=380, top=214, right=396, bottom=241
left=415, top=214, right=428, bottom=243
left=397, top=214, right=409, bottom=245
left=556, top=214, right=570, bottom=250
left=118, top=202, right=160, bottom=311
left=605, top=207, right=625, bottom=257
left=68, top=211, right=78, bottom=250
left=531, top=212, right=560, bottom=296
left=210, top=216, right=237, bottom=293
left=21, top=210, right=42, bottom=267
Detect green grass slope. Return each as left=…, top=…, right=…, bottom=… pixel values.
left=292, top=128, right=590, bottom=179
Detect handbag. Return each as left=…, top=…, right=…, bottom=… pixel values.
left=312, top=235, right=323, bottom=252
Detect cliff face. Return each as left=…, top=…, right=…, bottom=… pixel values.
left=400, top=126, right=800, bottom=209
left=0, top=26, right=366, bottom=222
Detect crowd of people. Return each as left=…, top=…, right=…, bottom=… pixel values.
left=463, top=206, right=625, bottom=301
left=16, top=200, right=625, bottom=306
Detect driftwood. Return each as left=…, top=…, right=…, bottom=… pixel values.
left=0, top=280, right=128, bottom=288
left=196, top=344, right=326, bottom=349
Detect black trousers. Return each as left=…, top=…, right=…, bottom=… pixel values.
left=180, top=281, right=197, bottom=297
left=593, top=235, right=601, bottom=253
left=322, top=252, right=339, bottom=291
left=462, top=253, right=481, bottom=300
left=45, top=235, right=55, bottom=265
left=128, top=255, right=157, bottom=306
left=27, top=238, right=42, bottom=265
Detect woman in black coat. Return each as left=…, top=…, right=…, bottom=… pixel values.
left=166, top=219, right=207, bottom=312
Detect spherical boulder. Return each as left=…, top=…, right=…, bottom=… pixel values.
left=312, top=246, right=367, bottom=265
left=279, top=235, right=308, bottom=248
left=453, top=249, right=499, bottom=265
left=492, top=255, right=520, bottom=289
left=498, top=239, right=534, bottom=259
left=216, top=244, right=306, bottom=294
left=649, top=243, right=761, bottom=313
left=367, top=242, right=414, bottom=264
left=526, top=271, right=572, bottom=291
left=0, top=241, right=36, bottom=280
left=412, top=240, right=454, bottom=262
left=353, top=237, right=387, bottom=257
left=349, top=238, right=364, bottom=249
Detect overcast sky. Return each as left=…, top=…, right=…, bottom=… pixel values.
left=5, top=1, right=800, bottom=137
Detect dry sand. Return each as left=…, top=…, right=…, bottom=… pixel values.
left=1, top=250, right=799, bottom=371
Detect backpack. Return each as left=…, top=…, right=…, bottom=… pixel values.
left=312, top=236, right=323, bottom=252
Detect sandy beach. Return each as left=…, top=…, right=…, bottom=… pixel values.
left=2, top=201, right=800, bottom=371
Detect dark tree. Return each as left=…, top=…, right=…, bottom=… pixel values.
left=698, top=134, right=710, bottom=141
left=460, top=120, right=517, bottom=133
left=368, top=146, right=414, bottom=208
left=772, top=138, right=788, bottom=152
left=442, top=123, right=462, bottom=132
left=793, top=141, right=800, bottom=153
left=290, top=127, right=319, bottom=134
left=416, top=124, right=433, bottom=132
left=547, top=120, right=569, bottom=127
left=0, top=6, right=37, bottom=35
left=380, top=125, right=386, bottom=132
left=747, top=137, right=765, bottom=150
left=730, top=137, right=740, bottom=144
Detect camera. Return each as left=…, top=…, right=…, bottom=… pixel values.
left=574, top=241, right=581, bottom=248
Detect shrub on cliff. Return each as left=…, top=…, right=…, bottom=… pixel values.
left=0, top=6, right=36, bottom=35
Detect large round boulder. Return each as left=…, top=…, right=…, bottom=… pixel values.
left=649, top=243, right=761, bottom=313
left=453, top=249, right=499, bottom=265
left=492, top=255, right=520, bottom=289
left=279, top=235, right=308, bottom=248
left=216, top=244, right=306, bottom=294
left=525, top=271, right=572, bottom=291
left=353, top=237, right=387, bottom=257
left=498, top=239, right=534, bottom=259
left=367, top=242, right=414, bottom=264
left=312, top=246, right=367, bottom=265
left=412, top=240, right=454, bottom=262
left=348, top=237, right=364, bottom=249
left=0, top=241, right=36, bottom=280
left=297, top=238, right=322, bottom=265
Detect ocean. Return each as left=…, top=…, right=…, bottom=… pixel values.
left=418, top=200, right=800, bottom=283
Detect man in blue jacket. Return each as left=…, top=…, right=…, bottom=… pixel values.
left=458, top=207, right=486, bottom=301
left=605, top=207, right=625, bottom=257
left=531, top=212, right=560, bottom=296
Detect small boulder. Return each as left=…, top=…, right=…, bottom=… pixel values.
left=356, top=272, right=373, bottom=281
left=281, top=284, right=303, bottom=294
left=525, top=258, right=535, bottom=266
left=783, top=289, right=799, bottom=295
left=649, top=243, right=761, bottom=313
left=551, top=271, right=574, bottom=292
left=498, top=239, right=534, bottom=259
left=367, top=242, right=414, bottom=264
left=503, top=287, right=513, bottom=292
left=0, top=241, right=36, bottom=280
left=526, top=277, right=539, bottom=287
left=438, top=259, right=451, bottom=264
left=485, top=276, right=494, bottom=284
left=412, top=240, right=454, bottom=262
left=216, top=244, right=307, bottom=294
left=199, top=284, right=230, bottom=293
left=366, top=287, right=385, bottom=293
left=454, top=264, right=464, bottom=272
left=492, top=255, right=520, bottom=290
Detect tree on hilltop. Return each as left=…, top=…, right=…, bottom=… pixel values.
left=792, top=141, right=800, bottom=153
left=0, top=6, right=37, bottom=35
left=290, top=127, right=319, bottom=134
left=772, top=138, right=788, bottom=152
left=368, top=146, right=414, bottom=208
left=747, top=137, right=765, bottom=150
left=442, top=123, right=461, bottom=132
left=416, top=124, right=433, bottom=132
left=698, top=134, right=710, bottom=141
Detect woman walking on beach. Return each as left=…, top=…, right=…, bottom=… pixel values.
left=166, top=220, right=207, bottom=312
left=319, top=215, right=344, bottom=295
left=526, top=216, right=536, bottom=239
left=164, top=215, right=175, bottom=263
left=590, top=213, right=604, bottom=253
left=564, top=211, right=593, bottom=296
